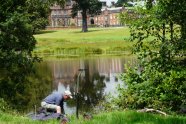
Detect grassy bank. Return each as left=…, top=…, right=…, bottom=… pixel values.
left=34, top=27, right=133, bottom=57
left=1, top=111, right=186, bottom=124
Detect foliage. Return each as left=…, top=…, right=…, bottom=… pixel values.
left=0, top=0, right=40, bottom=110
left=11, top=63, right=53, bottom=112
left=0, top=0, right=66, bottom=111
left=117, top=0, right=186, bottom=113
left=117, top=66, right=186, bottom=112
left=0, top=98, right=11, bottom=112
left=116, top=0, right=130, bottom=7
left=25, top=0, right=65, bottom=34
left=71, top=0, right=102, bottom=32
left=25, top=0, right=50, bottom=34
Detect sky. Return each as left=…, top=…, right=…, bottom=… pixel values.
left=99, top=0, right=118, bottom=6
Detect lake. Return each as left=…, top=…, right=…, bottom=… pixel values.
left=4, top=56, right=135, bottom=114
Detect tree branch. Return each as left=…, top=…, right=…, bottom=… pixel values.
left=137, top=108, right=167, bottom=116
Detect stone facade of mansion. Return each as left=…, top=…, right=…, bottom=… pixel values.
left=48, top=0, right=124, bottom=28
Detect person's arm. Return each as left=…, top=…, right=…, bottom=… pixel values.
left=55, top=94, right=65, bottom=114
left=59, top=101, right=65, bottom=114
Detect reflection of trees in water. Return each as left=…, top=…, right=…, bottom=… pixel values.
left=0, top=62, right=53, bottom=113
left=75, top=60, right=106, bottom=112
left=24, top=62, right=53, bottom=112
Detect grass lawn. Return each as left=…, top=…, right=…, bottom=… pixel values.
left=1, top=110, right=186, bottom=124
left=34, top=27, right=133, bottom=57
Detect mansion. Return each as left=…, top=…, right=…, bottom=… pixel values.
left=48, top=0, right=125, bottom=28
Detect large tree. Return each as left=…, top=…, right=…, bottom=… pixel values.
left=0, top=0, right=64, bottom=109
left=71, top=0, right=102, bottom=32
left=116, top=0, right=186, bottom=113
left=0, top=0, right=39, bottom=104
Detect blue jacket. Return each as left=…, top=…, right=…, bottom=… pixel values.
left=43, top=91, right=65, bottom=113
left=43, top=92, right=64, bottom=105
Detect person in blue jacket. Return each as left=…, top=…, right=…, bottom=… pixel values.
left=41, top=90, right=73, bottom=114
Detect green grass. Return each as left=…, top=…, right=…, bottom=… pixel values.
left=1, top=111, right=186, bottom=124
left=33, top=27, right=133, bottom=57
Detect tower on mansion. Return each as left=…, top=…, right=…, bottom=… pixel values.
left=48, top=1, right=124, bottom=28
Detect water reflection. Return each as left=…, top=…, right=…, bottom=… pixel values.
left=0, top=61, right=53, bottom=113
left=0, top=56, right=136, bottom=114
left=46, top=56, right=136, bottom=114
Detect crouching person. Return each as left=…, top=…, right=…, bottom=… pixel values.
left=41, top=90, right=73, bottom=115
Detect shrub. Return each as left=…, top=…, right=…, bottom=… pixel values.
left=0, top=98, right=11, bottom=112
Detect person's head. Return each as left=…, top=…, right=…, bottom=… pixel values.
left=63, top=90, right=73, bottom=100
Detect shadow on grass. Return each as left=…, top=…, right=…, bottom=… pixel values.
left=73, top=29, right=101, bottom=33
left=35, top=30, right=57, bottom=34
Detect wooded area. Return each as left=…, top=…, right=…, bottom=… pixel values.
left=117, top=0, right=186, bottom=114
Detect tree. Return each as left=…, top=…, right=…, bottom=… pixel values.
left=116, top=0, right=186, bottom=113
left=25, top=0, right=65, bottom=34
left=0, top=0, right=39, bottom=103
left=71, top=0, right=102, bottom=32
left=0, top=0, right=65, bottom=109
left=25, top=0, right=50, bottom=34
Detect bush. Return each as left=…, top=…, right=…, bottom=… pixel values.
left=0, top=98, right=11, bottom=112
left=117, top=1, right=186, bottom=114
left=84, top=47, right=103, bottom=54
left=115, top=65, right=186, bottom=113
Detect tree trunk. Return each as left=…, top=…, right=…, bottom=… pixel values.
left=81, top=10, right=88, bottom=32
left=180, top=23, right=186, bottom=52
left=181, top=23, right=186, bottom=40
left=137, top=108, right=167, bottom=116
left=162, top=23, right=165, bottom=43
